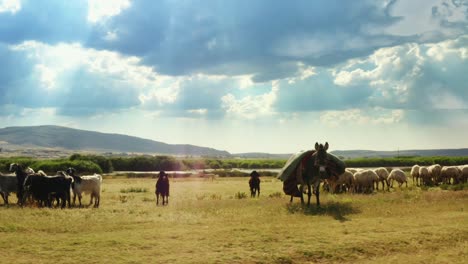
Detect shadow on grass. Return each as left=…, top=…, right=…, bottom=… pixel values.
left=286, top=201, right=360, bottom=222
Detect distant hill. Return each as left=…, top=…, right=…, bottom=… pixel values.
left=0, top=125, right=230, bottom=157
left=331, top=149, right=468, bottom=159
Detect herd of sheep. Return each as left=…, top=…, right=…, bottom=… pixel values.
left=0, top=163, right=102, bottom=208
left=410, top=164, right=468, bottom=187
left=326, top=164, right=468, bottom=194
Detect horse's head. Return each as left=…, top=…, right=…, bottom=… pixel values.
left=314, top=142, right=329, bottom=173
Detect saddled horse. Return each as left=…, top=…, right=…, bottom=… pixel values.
left=281, top=142, right=345, bottom=207
left=300, top=142, right=330, bottom=207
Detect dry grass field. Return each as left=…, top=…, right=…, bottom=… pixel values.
left=1, top=177, right=467, bottom=263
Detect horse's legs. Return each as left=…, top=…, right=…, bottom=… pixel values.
left=290, top=195, right=293, bottom=203
left=315, top=183, right=320, bottom=207
left=257, top=186, right=260, bottom=197
left=0, top=192, right=6, bottom=204
left=156, top=193, right=159, bottom=205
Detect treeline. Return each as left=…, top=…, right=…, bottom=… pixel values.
left=0, top=156, right=102, bottom=174
left=0, top=155, right=286, bottom=174
left=2, top=154, right=468, bottom=175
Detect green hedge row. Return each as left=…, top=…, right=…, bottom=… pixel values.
left=2, top=155, right=468, bottom=175
left=0, top=158, right=102, bottom=174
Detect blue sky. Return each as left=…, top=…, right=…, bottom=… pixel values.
left=0, top=0, right=467, bottom=153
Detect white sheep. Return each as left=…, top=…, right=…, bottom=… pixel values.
left=440, top=166, right=461, bottom=185
left=373, top=167, right=389, bottom=191
left=458, top=165, right=468, bottom=184
left=410, top=165, right=420, bottom=186
left=353, top=170, right=379, bottom=193
left=346, top=168, right=362, bottom=174
left=418, top=166, right=431, bottom=186
left=427, top=164, right=442, bottom=185
left=387, top=169, right=408, bottom=188
left=327, top=170, right=354, bottom=193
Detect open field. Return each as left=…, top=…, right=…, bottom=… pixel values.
left=1, top=177, right=467, bottom=264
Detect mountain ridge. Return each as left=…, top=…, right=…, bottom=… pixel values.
left=0, top=125, right=230, bottom=157
left=1, top=125, right=467, bottom=158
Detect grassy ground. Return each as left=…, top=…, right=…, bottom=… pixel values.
left=1, top=177, right=467, bottom=264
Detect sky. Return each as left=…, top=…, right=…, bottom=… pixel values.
left=0, top=0, right=467, bottom=154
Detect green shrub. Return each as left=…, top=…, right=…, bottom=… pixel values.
left=235, top=192, right=248, bottom=199
left=120, top=187, right=148, bottom=193
left=269, top=192, right=283, bottom=198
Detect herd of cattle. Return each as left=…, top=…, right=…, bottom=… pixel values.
left=0, top=163, right=102, bottom=208
left=325, top=164, right=468, bottom=194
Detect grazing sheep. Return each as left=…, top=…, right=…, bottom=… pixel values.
left=427, top=164, right=442, bottom=185
left=440, top=166, right=461, bottom=185
left=353, top=170, right=379, bottom=193
left=0, top=173, right=17, bottom=205
left=458, top=165, right=468, bottom=184
left=418, top=166, right=431, bottom=186
left=66, top=168, right=102, bottom=208
left=155, top=171, right=170, bottom=205
left=387, top=169, right=408, bottom=188
left=373, top=167, right=389, bottom=191
left=410, top=165, right=420, bottom=186
left=248, top=170, right=260, bottom=197
left=346, top=168, right=362, bottom=174
left=327, top=170, right=354, bottom=193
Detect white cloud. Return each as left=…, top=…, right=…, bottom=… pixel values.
left=11, top=41, right=173, bottom=95
left=87, top=0, right=130, bottom=23
left=35, top=64, right=57, bottom=90
left=0, top=0, right=21, bottom=14
left=429, top=90, right=468, bottom=109
left=188, top=108, right=208, bottom=115
left=221, top=83, right=278, bottom=119
left=320, top=108, right=404, bottom=127
left=331, top=35, right=468, bottom=110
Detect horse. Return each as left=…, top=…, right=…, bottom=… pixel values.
left=249, top=170, right=260, bottom=197
left=297, top=142, right=331, bottom=207
left=155, top=171, right=170, bottom=205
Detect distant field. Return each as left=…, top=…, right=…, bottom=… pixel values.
left=1, top=177, right=467, bottom=263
